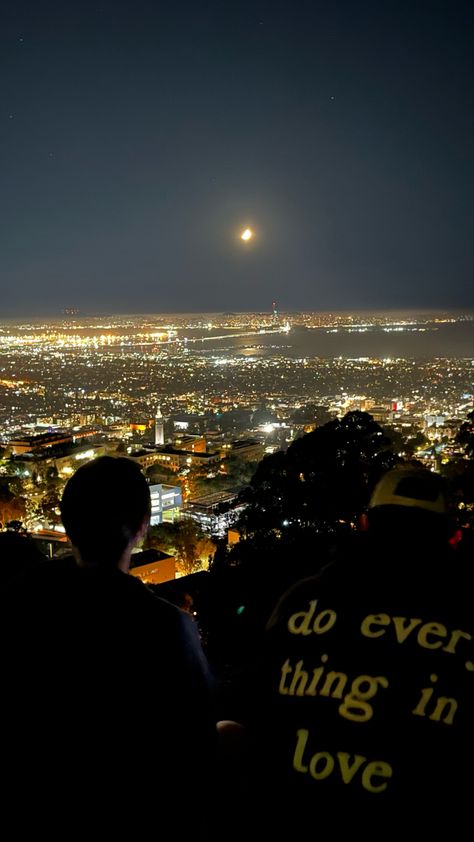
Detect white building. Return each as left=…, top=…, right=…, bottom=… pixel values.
left=149, top=483, right=182, bottom=525
left=155, top=406, right=165, bottom=446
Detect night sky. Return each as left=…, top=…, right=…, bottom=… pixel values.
left=1, top=0, right=473, bottom=316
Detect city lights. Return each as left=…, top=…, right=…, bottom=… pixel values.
left=0, top=311, right=472, bottom=533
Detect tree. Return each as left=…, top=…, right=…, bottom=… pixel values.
left=238, top=411, right=399, bottom=539
left=146, top=519, right=216, bottom=576
left=382, top=425, right=406, bottom=457
left=145, top=464, right=179, bottom=484
left=146, top=522, right=177, bottom=554
left=456, top=410, right=474, bottom=458
left=406, top=430, right=429, bottom=455
left=40, top=490, right=62, bottom=526
left=223, top=456, right=256, bottom=486
left=442, top=411, right=474, bottom=529
left=45, top=465, right=60, bottom=487
left=0, top=487, right=26, bottom=528
left=291, top=404, right=332, bottom=427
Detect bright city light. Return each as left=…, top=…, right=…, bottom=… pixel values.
left=241, top=228, right=253, bottom=241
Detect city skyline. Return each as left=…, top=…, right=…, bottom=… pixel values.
left=1, top=306, right=472, bottom=553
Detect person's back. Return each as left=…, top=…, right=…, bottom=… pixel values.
left=22, top=557, right=213, bottom=773
left=5, top=458, right=215, bottom=837
left=244, top=469, right=472, bottom=834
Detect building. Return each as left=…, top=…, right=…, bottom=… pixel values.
left=30, top=530, right=71, bottom=559
left=153, top=447, right=221, bottom=472
left=424, top=414, right=446, bottom=429
left=149, top=483, right=182, bottom=525
left=173, top=434, right=206, bottom=453
left=129, top=548, right=176, bottom=584
left=183, top=490, right=245, bottom=537
left=12, top=443, right=108, bottom=480
left=220, top=438, right=264, bottom=461
left=129, top=448, right=164, bottom=470
left=368, top=406, right=390, bottom=424
left=9, top=431, right=73, bottom=455
left=227, top=527, right=242, bottom=545
left=155, top=406, right=165, bottom=446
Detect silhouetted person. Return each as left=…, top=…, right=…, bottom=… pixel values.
left=0, top=531, right=46, bottom=591
left=243, top=467, right=472, bottom=834
left=6, top=457, right=215, bottom=838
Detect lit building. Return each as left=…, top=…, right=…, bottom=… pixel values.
left=149, top=483, right=182, bottom=525
left=130, top=448, right=165, bottom=470
left=368, top=406, right=390, bottom=424
left=12, top=443, right=108, bottom=480
left=220, top=438, right=264, bottom=461
left=129, top=548, right=176, bottom=584
left=129, top=422, right=150, bottom=434
left=183, top=490, right=245, bottom=537
left=173, top=434, right=206, bottom=453
left=155, top=406, right=165, bottom=446
left=153, top=447, right=221, bottom=472
left=9, top=431, right=73, bottom=455
left=424, top=414, right=446, bottom=428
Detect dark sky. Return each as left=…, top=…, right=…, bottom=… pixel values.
left=1, top=0, right=473, bottom=316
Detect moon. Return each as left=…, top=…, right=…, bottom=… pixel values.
left=241, top=228, right=253, bottom=241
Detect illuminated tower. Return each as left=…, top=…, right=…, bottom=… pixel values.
left=155, top=406, right=164, bottom=446
left=272, top=300, right=279, bottom=324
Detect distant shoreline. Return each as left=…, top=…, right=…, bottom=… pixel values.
left=1, top=308, right=473, bottom=325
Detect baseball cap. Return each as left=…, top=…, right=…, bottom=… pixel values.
left=369, top=467, right=447, bottom=515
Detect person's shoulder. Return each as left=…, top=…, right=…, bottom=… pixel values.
left=265, top=567, right=334, bottom=631
left=124, top=574, right=196, bottom=629
left=265, top=534, right=373, bottom=631
left=123, top=573, right=180, bottom=610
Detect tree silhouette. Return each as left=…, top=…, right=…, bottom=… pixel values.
left=442, top=410, right=474, bottom=529
left=456, top=410, right=474, bottom=459
left=5, top=520, right=25, bottom=533
left=238, top=411, right=398, bottom=538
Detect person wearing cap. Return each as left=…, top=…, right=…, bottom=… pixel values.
left=362, top=464, right=453, bottom=545
left=242, top=466, right=472, bottom=834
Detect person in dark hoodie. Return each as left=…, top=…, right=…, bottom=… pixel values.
left=6, top=457, right=215, bottom=839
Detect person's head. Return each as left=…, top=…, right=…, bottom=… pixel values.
left=366, top=466, right=451, bottom=547
left=60, top=456, right=151, bottom=569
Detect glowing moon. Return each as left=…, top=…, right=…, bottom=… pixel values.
left=241, top=228, right=253, bottom=241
